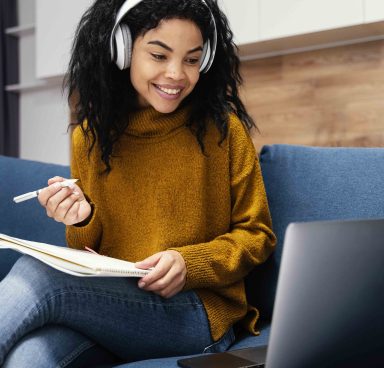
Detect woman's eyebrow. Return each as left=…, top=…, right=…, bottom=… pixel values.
left=147, top=40, right=203, bottom=54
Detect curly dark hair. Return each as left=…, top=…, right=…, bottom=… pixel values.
left=65, top=0, right=256, bottom=171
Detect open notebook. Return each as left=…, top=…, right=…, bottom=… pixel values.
left=0, top=233, right=150, bottom=277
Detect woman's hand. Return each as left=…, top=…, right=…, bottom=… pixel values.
left=38, top=176, right=92, bottom=225
left=135, top=250, right=187, bottom=298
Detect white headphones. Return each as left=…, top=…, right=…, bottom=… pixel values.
left=109, top=0, right=217, bottom=73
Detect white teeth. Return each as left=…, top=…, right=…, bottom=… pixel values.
left=156, top=85, right=181, bottom=95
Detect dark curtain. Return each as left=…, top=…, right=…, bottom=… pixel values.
left=0, top=0, right=19, bottom=157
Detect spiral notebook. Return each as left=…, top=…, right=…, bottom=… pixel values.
left=0, top=233, right=150, bottom=277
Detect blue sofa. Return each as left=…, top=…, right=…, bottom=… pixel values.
left=1, top=144, right=384, bottom=367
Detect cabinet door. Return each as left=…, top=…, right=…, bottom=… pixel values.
left=365, top=0, right=384, bottom=22
left=220, top=0, right=260, bottom=45
left=36, top=0, right=93, bottom=79
left=259, top=0, right=364, bottom=41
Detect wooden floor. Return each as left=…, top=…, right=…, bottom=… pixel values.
left=240, top=40, right=384, bottom=151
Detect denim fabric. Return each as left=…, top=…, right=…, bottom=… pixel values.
left=3, top=325, right=122, bottom=368
left=115, top=327, right=235, bottom=368
left=2, top=324, right=235, bottom=368
left=246, top=145, right=384, bottom=320
left=113, top=325, right=269, bottom=368
left=0, top=255, right=220, bottom=367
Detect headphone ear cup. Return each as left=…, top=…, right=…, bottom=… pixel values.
left=200, top=41, right=211, bottom=73
left=114, top=23, right=132, bottom=70
left=120, top=23, right=132, bottom=69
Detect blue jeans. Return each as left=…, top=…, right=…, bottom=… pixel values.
left=0, top=256, right=234, bottom=367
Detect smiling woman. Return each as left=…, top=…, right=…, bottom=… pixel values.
left=130, top=19, right=203, bottom=113
left=0, top=0, right=276, bottom=366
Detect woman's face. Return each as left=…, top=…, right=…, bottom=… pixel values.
left=130, top=18, right=204, bottom=113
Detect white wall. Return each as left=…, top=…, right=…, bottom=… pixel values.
left=220, top=0, right=260, bottom=45
left=36, top=0, right=92, bottom=79
left=19, top=88, right=70, bottom=165
left=18, top=0, right=70, bottom=165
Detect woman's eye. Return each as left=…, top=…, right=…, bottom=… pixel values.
left=186, top=58, right=199, bottom=65
left=151, top=53, right=165, bottom=61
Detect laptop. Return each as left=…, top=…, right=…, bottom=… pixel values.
left=178, top=218, right=384, bottom=368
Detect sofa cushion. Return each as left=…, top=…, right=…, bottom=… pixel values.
left=246, top=144, right=384, bottom=320
left=0, top=155, right=70, bottom=279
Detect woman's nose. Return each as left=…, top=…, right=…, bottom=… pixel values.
left=165, top=61, right=185, bottom=80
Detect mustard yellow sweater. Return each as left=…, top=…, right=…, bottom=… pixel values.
left=66, top=105, right=276, bottom=341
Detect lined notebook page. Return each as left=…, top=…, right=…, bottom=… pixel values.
left=0, top=233, right=150, bottom=277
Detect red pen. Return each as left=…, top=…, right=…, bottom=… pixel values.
left=84, top=246, right=99, bottom=255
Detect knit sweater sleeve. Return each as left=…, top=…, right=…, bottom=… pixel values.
left=170, top=115, right=276, bottom=290
left=65, top=126, right=102, bottom=251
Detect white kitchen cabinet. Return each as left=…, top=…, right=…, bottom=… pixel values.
left=259, top=0, right=364, bottom=41
left=220, top=0, right=260, bottom=44
left=365, top=0, right=384, bottom=23
left=36, top=0, right=92, bottom=79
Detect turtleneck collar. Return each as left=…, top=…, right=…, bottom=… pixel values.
left=125, top=105, right=190, bottom=138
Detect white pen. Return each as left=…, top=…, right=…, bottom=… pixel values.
left=13, top=179, right=79, bottom=204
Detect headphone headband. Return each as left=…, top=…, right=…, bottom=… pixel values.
left=110, top=0, right=217, bottom=73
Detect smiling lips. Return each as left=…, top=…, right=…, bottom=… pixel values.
left=153, top=83, right=184, bottom=99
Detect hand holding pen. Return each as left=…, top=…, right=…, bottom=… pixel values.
left=16, top=176, right=92, bottom=226
left=13, top=179, right=79, bottom=203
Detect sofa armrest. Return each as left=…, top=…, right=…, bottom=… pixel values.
left=0, top=155, right=70, bottom=279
